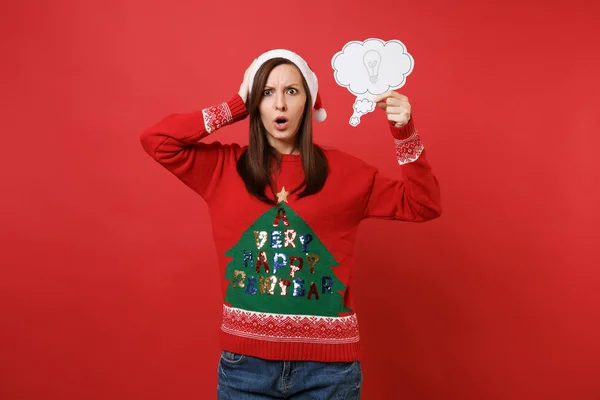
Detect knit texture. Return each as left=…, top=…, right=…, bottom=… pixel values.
left=140, top=94, right=441, bottom=362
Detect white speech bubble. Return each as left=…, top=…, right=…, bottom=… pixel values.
left=332, top=38, right=414, bottom=126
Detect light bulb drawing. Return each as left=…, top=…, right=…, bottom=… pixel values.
left=363, top=50, right=382, bottom=83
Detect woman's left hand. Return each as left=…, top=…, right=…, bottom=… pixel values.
left=373, top=91, right=411, bottom=128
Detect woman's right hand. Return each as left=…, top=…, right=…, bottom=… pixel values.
left=238, top=59, right=256, bottom=104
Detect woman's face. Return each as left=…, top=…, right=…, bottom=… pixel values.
left=258, top=64, right=307, bottom=154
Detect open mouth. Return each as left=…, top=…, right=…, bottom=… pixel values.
left=274, top=116, right=289, bottom=130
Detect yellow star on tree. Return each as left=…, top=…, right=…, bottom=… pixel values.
left=276, top=186, right=290, bottom=203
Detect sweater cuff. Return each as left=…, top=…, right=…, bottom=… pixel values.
left=389, top=117, right=416, bottom=140
left=201, top=94, right=248, bottom=134
left=228, top=94, right=249, bottom=123
left=391, top=118, right=424, bottom=165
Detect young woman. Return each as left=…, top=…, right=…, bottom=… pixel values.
left=140, top=49, right=441, bottom=399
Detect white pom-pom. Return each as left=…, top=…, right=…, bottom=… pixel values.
left=313, top=108, right=327, bottom=122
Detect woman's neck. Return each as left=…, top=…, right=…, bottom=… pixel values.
left=269, top=139, right=300, bottom=155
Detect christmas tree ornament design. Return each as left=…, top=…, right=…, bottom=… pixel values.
left=221, top=202, right=359, bottom=343
left=276, top=186, right=290, bottom=204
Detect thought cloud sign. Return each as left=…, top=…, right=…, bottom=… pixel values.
left=332, top=38, right=414, bottom=126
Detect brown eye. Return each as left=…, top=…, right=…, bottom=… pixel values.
left=287, top=88, right=298, bottom=95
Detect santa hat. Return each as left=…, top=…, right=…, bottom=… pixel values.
left=248, top=49, right=327, bottom=122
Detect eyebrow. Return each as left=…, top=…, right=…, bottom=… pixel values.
left=264, top=83, right=301, bottom=89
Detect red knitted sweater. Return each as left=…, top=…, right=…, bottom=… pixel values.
left=140, top=94, right=441, bottom=362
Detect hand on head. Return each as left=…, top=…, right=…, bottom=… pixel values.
left=238, top=59, right=257, bottom=104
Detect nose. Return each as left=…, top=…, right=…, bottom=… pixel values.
left=275, top=93, right=287, bottom=112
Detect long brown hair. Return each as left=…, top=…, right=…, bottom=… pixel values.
left=236, top=58, right=329, bottom=205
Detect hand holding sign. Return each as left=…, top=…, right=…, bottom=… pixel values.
left=331, top=38, right=414, bottom=126
left=373, top=90, right=412, bottom=128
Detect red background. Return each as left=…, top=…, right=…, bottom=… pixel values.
left=1, top=0, right=599, bottom=399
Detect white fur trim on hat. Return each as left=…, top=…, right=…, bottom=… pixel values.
left=313, top=108, right=327, bottom=122
left=248, top=49, right=326, bottom=122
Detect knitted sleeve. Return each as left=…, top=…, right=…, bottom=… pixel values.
left=362, top=119, right=442, bottom=222
left=140, top=94, right=248, bottom=200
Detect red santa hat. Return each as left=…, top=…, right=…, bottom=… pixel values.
left=248, top=49, right=327, bottom=122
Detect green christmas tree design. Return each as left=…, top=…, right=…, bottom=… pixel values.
left=224, top=203, right=352, bottom=317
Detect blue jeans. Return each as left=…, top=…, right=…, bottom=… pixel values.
left=217, top=351, right=363, bottom=399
